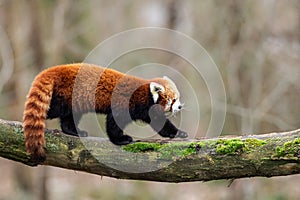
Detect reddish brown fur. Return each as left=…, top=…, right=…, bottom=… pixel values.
left=23, top=72, right=54, bottom=160
left=23, top=63, right=160, bottom=161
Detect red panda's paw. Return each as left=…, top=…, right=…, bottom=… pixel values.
left=111, top=135, right=133, bottom=145
left=78, top=130, right=88, bottom=137
left=175, top=130, right=188, bottom=138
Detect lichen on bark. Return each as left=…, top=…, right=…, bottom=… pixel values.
left=0, top=119, right=299, bottom=182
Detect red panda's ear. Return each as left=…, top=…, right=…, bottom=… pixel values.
left=150, top=82, right=165, bottom=93
left=150, top=82, right=165, bottom=103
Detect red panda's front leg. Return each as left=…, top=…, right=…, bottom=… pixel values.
left=146, top=105, right=188, bottom=139
left=157, top=119, right=188, bottom=138
left=152, top=117, right=188, bottom=139
left=106, top=112, right=133, bottom=145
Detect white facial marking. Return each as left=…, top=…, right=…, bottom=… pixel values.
left=150, top=77, right=183, bottom=114
left=172, top=99, right=182, bottom=113
left=161, top=76, right=182, bottom=113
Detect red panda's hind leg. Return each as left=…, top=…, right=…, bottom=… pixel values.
left=60, top=114, right=88, bottom=137
left=106, top=113, right=133, bottom=145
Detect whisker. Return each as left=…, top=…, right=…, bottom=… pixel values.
left=181, top=105, right=192, bottom=112
left=166, top=111, right=178, bottom=119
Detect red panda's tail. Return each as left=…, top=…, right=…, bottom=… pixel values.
left=23, top=76, right=54, bottom=162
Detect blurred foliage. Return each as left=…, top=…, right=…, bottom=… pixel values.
left=0, top=0, right=299, bottom=199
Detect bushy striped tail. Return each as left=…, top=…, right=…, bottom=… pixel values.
left=23, top=76, right=54, bottom=162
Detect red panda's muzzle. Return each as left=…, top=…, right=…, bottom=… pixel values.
left=169, top=99, right=183, bottom=114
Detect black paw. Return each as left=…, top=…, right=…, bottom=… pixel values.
left=78, top=130, right=88, bottom=137
left=111, top=135, right=133, bottom=145
left=175, top=130, right=188, bottom=138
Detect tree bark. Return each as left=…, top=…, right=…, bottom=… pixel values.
left=0, top=119, right=299, bottom=183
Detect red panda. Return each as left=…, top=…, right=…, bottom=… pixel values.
left=23, top=63, right=187, bottom=162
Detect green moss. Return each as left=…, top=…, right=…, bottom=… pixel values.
left=216, top=139, right=245, bottom=154
left=159, top=142, right=199, bottom=159
left=275, top=138, right=300, bottom=158
left=215, top=138, right=267, bottom=155
left=123, top=142, right=161, bottom=153
left=243, top=138, right=267, bottom=152
left=244, top=138, right=267, bottom=148
left=123, top=141, right=203, bottom=159
left=123, top=138, right=269, bottom=158
left=12, top=125, right=23, bottom=134
left=46, top=143, right=60, bottom=152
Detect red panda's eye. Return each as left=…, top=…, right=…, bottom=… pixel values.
left=170, top=99, right=176, bottom=107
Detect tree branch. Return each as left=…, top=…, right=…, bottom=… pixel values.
left=0, top=119, right=299, bottom=182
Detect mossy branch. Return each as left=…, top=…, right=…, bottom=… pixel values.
left=0, top=119, right=299, bottom=182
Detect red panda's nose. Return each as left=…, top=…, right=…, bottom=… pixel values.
left=178, top=105, right=182, bottom=110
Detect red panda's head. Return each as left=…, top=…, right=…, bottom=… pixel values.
left=150, top=76, right=183, bottom=114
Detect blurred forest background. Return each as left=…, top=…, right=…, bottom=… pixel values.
left=0, top=0, right=299, bottom=200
